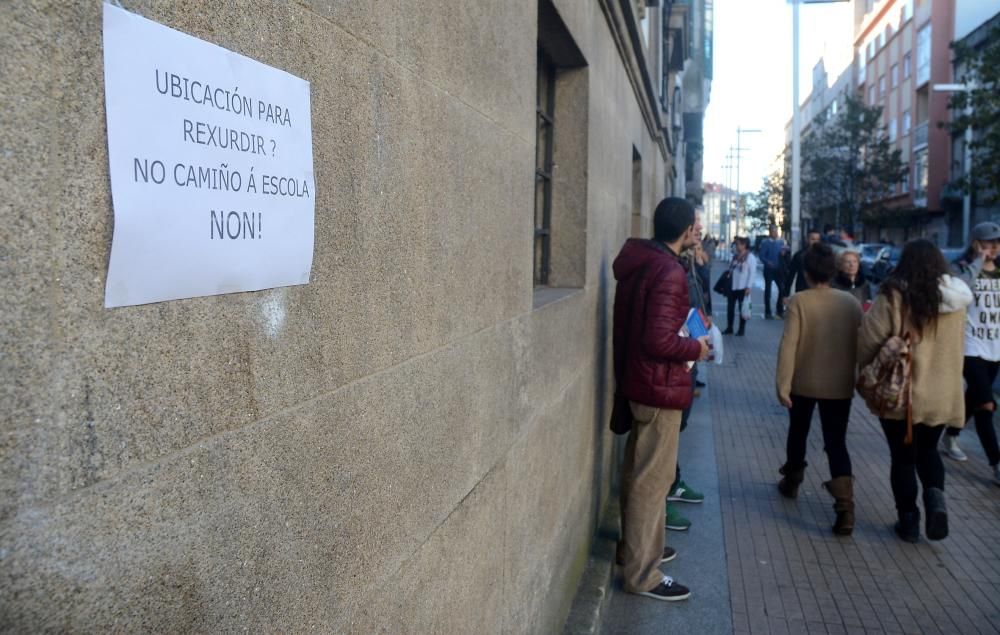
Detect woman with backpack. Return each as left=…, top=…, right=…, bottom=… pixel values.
left=723, top=237, right=756, bottom=336
left=857, top=239, right=973, bottom=543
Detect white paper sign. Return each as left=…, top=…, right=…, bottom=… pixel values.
left=102, top=4, right=314, bottom=307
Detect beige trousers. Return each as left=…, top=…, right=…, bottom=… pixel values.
left=619, top=402, right=682, bottom=592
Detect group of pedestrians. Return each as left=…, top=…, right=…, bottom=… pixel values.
left=610, top=196, right=1000, bottom=605
left=775, top=223, right=1000, bottom=545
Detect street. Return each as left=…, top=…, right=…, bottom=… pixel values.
left=600, top=267, right=1000, bottom=635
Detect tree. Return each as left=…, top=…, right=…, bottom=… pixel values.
left=746, top=162, right=790, bottom=235
left=948, top=22, right=1000, bottom=204
left=800, top=94, right=907, bottom=232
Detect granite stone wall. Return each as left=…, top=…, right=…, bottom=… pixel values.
left=1, top=1, right=667, bottom=630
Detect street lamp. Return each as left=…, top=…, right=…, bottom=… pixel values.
left=934, top=82, right=975, bottom=245
left=735, top=127, right=761, bottom=236
left=790, top=0, right=849, bottom=251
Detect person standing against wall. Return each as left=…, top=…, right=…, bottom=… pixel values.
left=612, top=197, right=711, bottom=602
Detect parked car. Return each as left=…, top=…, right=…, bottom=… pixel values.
left=868, top=245, right=966, bottom=285
left=858, top=243, right=891, bottom=279
left=869, top=246, right=902, bottom=285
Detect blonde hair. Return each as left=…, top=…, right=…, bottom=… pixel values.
left=838, top=250, right=861, bottom=270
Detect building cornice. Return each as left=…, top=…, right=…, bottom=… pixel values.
left=597, top=0, right=672, bottom=160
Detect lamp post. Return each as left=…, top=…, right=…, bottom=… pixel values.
left=790, top=0, right=849, bottom=250
left=735, top=127, right=761, bottom=236
left=933, top=82, right=975, bottom=245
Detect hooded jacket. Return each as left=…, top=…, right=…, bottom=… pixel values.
left=612, top=239, right=703, bottom=410
left=857, top=275, right=974, bottom=427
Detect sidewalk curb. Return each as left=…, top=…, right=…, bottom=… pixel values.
left=562, top=498, right=619, bottom=634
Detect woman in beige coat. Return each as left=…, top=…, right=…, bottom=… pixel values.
left=857, top=239, right=973, bottom=543
left=775, top=243, right=863, bottom=535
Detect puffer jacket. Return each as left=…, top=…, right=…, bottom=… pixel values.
left=613, top=239, right=703, bottom=410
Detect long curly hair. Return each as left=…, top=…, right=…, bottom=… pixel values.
left=880, top=239, right=948, bottom=335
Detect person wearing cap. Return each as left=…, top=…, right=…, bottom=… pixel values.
left=944, top=221, right=1000, bottom=485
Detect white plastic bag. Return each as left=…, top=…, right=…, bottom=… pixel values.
left=709, top=324, right=724, bottom=365
left=740, top=298, right=752, bottom=321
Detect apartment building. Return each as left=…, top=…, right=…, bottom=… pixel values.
left=853, top=0, right=955, bottom=244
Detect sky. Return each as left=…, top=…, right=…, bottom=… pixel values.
left=703, top=0, right=856, bottom=195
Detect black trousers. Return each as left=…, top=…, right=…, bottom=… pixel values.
left=946, top=357, right=1000, bottom=466
left=880, top=419, right=945, bottom=513
left=726, top=289, right=747, bottom=333
left=785, top=395, right=852, bottom=478
left=763, top=266, right=785, bottom=317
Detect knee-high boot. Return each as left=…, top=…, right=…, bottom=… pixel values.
left=823, top=476, right=855, bottom=536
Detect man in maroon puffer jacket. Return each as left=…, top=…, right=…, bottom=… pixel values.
left=613, top=197, right=710, bottom=602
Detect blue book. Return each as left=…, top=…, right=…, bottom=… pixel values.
left=683, top=308, right=710, bottom=340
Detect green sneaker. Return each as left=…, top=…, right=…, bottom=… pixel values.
left=668, top=480, right=705, bottom=504
left=665, top=503, right=691, bottom=531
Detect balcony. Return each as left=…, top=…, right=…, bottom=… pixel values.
left=913, top=121, right=928, bottom=150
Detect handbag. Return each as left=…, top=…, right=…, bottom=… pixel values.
left=856, top=303, right=914, bottom=443
left=713, top=270, right=732, bottom=295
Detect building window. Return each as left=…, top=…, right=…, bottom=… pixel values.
left=857, top=52, right=866, bottom=84
left=879, top=75, right=886, bottom=97
left=888, top=118, right=897, bottom=142
left=903, top=52, right=911, bottom=79
left=914, top=147, right=929, bottom=201
left=916, top=24, right=931, bottom=85
left=832, top=99, right=838, bottom=116
left=533, top=0, right=588, bottom=295
left=891, top=64, right=898, bottom=88
left=867, top=40, right=874, bottom=60
left=903, top=109, right=911, bottom=135
left=868, top=84, right=875, bottom=105
left=901, top=165, right=909, bottom=193
left=534, top=51, right=555, bottom=287
left=902, top=0, right=913, bottom=23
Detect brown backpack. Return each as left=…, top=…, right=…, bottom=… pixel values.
left=856, top=303, right=915, bottom=443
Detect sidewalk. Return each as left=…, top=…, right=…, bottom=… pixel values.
left=589, top=267, right=1000, bottom=634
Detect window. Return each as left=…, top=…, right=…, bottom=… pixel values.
left=832, top=99, right=838, bottom=116
left=879, top=75, right=886, bottom=97
left=888, top=118, right=897, bottom=142
left=857, top=53, right=866, bottom=84
left=914, top=147, right=929, bottom=201
left=867, top=41, right=874, bottom=60
left=901, top=165, right=909, bottom=193
left=916, top=24, right=931, bottom=85
left=891, top=64, right=898, bottom=88
left=533, top=0, right=588, bottom=294
left=868, top=84, right=876, bottom=105
left=903, top=110, right=911, bottom=135
left=534, top=51, right=555, bottom=286
left=631, top=147, right=642, bottom=237
left=903, top=52, right=911, bottom=79
left=902, top=0, right=913, bottom=23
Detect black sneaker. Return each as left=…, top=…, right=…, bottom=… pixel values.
left=635, top=576, right=690, bottom=602
left=661, top=546, right=677, bottom=563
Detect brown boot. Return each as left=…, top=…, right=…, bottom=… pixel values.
left=777, top=462, right=807, bottom=499
left=823, top=476, right=855, bottom=536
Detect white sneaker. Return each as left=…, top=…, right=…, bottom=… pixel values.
left=943, top=436, right=968, bottom=462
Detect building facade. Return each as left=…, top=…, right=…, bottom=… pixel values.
left=1, top=1, right=686, bottom=630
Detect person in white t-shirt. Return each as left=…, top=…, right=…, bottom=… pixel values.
left=944, top=222, right=1000, bottom=485
left=723, top=237, right=757, bottom=337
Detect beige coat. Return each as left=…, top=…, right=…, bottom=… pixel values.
left=776, top=287, right=863, bottom=402
left=856, top=275, right=973, bottom=427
